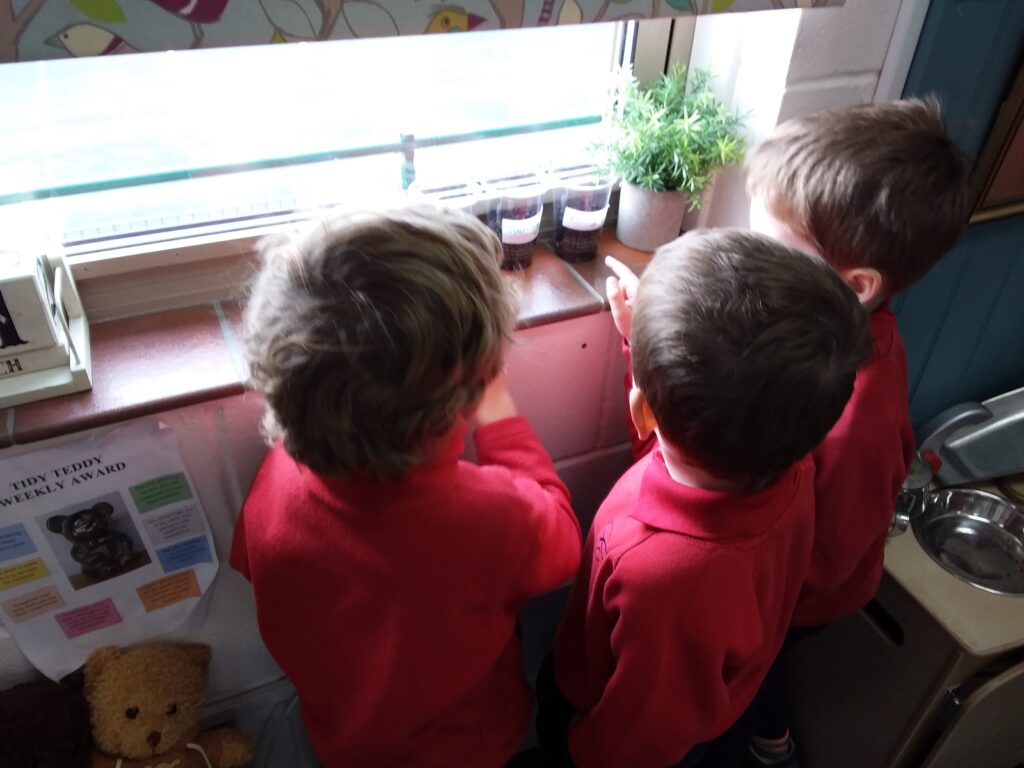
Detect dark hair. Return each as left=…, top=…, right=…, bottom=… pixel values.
left=632, top=229, right=871, bottom=490
left=745, top=97, right=971, bottom=294
left=244, top=206, right=517, bottom=478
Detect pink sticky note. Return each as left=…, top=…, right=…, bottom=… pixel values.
left=54, top=598, right=122, bottom=639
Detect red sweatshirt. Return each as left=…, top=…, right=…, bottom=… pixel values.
left=792, top=305, right=915, bottom=626
left=230, top=417, right=581, bottom=768
left=554, top=448, right=815, bottom=768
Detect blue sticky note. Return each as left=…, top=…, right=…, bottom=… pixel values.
left=155, top=536, right=213, bottom=573
left=0, top=523, right=36, bottom=563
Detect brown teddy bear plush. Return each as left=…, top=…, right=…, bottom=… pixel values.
left=84, top=643, right=253, bottom=768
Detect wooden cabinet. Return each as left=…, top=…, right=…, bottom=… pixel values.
left=789, top=570, right=1024, bottom=767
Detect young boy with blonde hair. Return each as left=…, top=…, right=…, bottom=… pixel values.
left=742, top=98, right=971, bottom=764
left=542, top=229, right=870, bottom=768
left=230, top=207, right=582, bottom=768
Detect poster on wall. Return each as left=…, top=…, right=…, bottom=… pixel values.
left=3, top=0, right=847, bottom=64
left=0, top=420, right=217, bottom=680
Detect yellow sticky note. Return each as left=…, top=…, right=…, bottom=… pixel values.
left=0, top=558, right=49, bottom=590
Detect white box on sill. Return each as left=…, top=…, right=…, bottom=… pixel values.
left=0, top=251, right=62, bottom=355
left=0, top=249, right=92, bottom=408
left=0, top=343, right=72, bottom=378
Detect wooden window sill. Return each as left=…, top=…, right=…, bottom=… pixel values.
left=0, top=232, right=651, bottom=447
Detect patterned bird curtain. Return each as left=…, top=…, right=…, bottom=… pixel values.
left=1, top=0, right=844, bottom=63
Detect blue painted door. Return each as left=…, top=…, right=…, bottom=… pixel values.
left=896, top=0, right=1024, bottom=427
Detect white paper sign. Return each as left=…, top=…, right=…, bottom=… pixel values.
left=0, top=420, right=217, bottom=680
left=561, top=206, right=609, bottom=232
left=501, top=210, right=543, bottom=245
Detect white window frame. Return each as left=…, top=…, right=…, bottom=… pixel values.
left=48, top=21, right=687, bottom=318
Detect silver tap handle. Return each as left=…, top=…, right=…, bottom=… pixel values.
left=890, top=494, right=917, bottom=536
left=890, top=452, right=937, bottom=537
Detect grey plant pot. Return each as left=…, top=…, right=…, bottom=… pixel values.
left=615, top=181, right=690, bottom=252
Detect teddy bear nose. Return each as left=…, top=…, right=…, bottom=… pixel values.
left=147, top=730, right=161, bottom=749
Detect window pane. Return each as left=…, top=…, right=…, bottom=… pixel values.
left=0, top=23, right=619, bottom=216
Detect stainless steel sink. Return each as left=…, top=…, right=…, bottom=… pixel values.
left=913, top=489, right=1024, bottom=596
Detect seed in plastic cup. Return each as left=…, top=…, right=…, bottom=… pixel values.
left=484, top=174, right=547, bottom=270
left=553, top=172, right=614, bottom=263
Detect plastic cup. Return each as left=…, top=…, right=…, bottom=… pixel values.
left=552, top=172, right=614, bottom=263
left=406, top=180, right=481, bottom=218
left=484, top=173, right=547, bottom=270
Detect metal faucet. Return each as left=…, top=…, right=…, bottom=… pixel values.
left=890, top=452, right=937, bottom=536
left=890, top=405, right=993, bottom=537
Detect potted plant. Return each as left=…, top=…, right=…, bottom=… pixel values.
left=600, top=65, right=745, bottom=251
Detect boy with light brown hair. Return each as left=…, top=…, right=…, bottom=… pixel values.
left=742, top=97, right=971, bottom=765
left=230, top=206, right=582, bottom=768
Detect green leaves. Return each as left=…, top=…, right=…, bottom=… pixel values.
left=598, top=65, right=746, bottom=205
left=71, top=0, right=127, bottom=23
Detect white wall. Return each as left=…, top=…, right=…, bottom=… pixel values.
left=690, top=0, right=916, bottom=230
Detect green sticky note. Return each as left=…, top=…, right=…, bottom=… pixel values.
left=130, top=473, right=193, bottom=514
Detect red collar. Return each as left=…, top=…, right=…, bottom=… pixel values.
left=630, top=449, right=807, bottom=541
left=869, top=302, right=897, bottom=363
left=302, top=421, right=468, bottom=506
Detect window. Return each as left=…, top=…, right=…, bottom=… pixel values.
left=0, top=23, right=629, bottom=262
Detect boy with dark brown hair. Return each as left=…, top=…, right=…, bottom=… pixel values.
left=231, top=207, right=582, bottom=768
left=543, top=229, right=870, bottom=768
left=742, top=98, right=971, bottom=765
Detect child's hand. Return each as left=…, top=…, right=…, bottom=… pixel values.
left=474, top=371, right=518, bottom=426
left=605, top=256, right=639, bottom=341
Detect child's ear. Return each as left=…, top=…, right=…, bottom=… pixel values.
left=839, top=267, right=884, bottom=307
left=629, top=385, right=658, bottom=440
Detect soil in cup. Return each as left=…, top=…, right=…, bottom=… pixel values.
left=488, top=196, right=543, bottom=270
left=554, top=185, right=610, bottom=263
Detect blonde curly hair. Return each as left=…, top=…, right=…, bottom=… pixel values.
left=244, top=206, right=516, bottom=478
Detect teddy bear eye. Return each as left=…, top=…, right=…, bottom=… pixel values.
left=167, top=703, right=178, bottom=715
left=126, top=706, right=139, bottom=719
